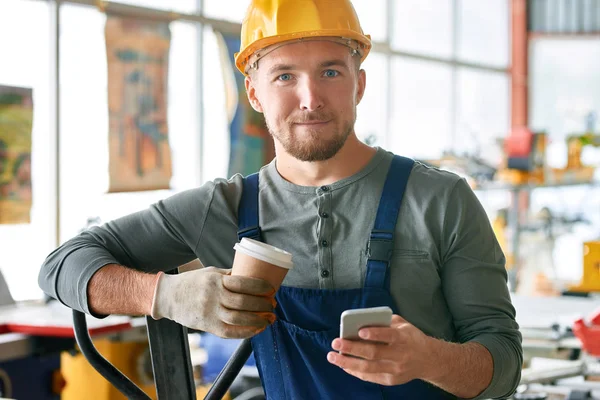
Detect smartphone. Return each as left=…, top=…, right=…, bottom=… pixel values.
left=340, top=306, right=393, bottom=340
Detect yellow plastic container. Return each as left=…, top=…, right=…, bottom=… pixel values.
left=569, top=241, right=600, bottom=293
left=60, top=339, right=156, bottom=400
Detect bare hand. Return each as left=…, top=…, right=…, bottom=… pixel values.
left=326, top=314, right=433, bottom=386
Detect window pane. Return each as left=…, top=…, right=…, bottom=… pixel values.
left=530, top=39, right=600, bottom=169
left=352, top=0, right=387, bottom=43
left=203, top=0, right=247, bottom=23
left=201, top=27, right=232, bottom=183
left=356, top=53, right=388, bottom=147
left=389, top=58, right=452, bottom=159
left=391, top=0, right=453, bottom=58
left=0, top=0, right=52, bottom=301
left=458, top=0, right=510, bottom=67
left=528, top=41, right=600, bottom=289
left=455, top=68, right=509, bottom=165
left=114, top=0, right=197, bottom=14
left=59, top=5, right=201, bottom=242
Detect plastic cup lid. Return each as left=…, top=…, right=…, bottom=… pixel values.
left=233, top=238, right=294, bottom=270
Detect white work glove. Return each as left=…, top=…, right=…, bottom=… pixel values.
left=150, top=267, right=276, bottom=339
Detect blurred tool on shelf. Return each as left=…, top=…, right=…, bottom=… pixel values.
left=566, top=113, right=600, bottom=172
left=501, top=113, right=600, bottom=187
left=419, top=152, right=498, bottom=188
left=561, top=131, right=600, bottom=183
left=502, top=126, right=548, bottom=185
left=514, top=208, right=593, bottom=297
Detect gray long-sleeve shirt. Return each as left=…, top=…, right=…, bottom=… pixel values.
left=38, top=147, right=522, bottom=399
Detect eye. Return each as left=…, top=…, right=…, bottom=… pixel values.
left=324, top=69, right=339, bottom=78
left=278, top=73, right=292, bottom=81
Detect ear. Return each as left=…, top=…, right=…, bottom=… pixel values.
left=355, top=69, right=366, bottom=105
left=245, top=75, right=264, bottom=113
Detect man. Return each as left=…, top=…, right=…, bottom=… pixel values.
left=39, top=1, right=522, bottom=399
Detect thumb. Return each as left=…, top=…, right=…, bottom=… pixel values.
left=202, top=266, right=232, bottom=275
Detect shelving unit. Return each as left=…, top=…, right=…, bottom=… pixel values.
left=475, top=179, right=599, bottom=291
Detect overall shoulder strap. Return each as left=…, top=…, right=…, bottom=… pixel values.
left=365, top=156, right=415, bottom=289
left=237, top=173, right=262, bottom=241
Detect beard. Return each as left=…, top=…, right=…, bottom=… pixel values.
left=266, top=110, right=355, bottom=162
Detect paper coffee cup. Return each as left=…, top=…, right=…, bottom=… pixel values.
left=232, top=238, right=293, bottom=290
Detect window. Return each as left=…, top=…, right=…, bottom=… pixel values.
left=112, top=0, right=197, bottom=14
left=455, top=68, right=509, bottom=164
left=355, top=53, right=388, bottom=147
left=388, top=0, right=510, bottom=163
left=203, top=0, right=248, bottom=23
left=527, top=39, right=600, bottom=288
left=530, top=38, right=600, bottom=168
left=0, top=0, right=52, bottom=301
left=201, top=26, right=231, bottom=183
left=352, top=0, right=387, bottom=43
left=458, top=0, right=510, bottom=67
left=389, top=57, right=452, bottom=160
left=391, top=0, right=453, bottom=59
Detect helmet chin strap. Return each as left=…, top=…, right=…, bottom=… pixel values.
left=246, top=37, right=363, bottom=74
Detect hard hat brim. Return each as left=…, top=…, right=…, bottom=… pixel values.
left=235, top=30, right=372, bottom=76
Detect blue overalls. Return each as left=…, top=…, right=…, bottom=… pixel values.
left=238, top=156, right=456, bottom=399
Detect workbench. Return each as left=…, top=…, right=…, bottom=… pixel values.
left=0, top=300, right=143, bottom=399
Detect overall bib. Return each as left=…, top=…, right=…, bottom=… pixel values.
left=238, top=156, right=456, bottom=399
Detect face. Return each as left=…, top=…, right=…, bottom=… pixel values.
left=245, top=40, right=366, bottom=162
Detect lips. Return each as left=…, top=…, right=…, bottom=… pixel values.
left=293, top=120, right=331, bottom=126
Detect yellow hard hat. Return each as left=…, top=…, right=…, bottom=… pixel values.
left=235, top=0, right=372, bottom=75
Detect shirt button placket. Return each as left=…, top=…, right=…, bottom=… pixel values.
left=317, top=185, right=333, bottom=288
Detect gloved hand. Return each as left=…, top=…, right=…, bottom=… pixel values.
left=150, top=267, right=276, bottom=339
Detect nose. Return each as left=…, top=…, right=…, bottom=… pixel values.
left=298, top=77, right=324, bottom=112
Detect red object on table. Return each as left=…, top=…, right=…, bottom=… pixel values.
left=573, top=307, right=600, bottom=356
left=4, top=321, right=132, bottom=338
left=505, top=126, right=534, bottom=157
left=0, top=302, right=133, bottom=338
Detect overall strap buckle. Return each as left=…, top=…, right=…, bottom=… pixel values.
left=237, top=226, right=262, bottom=241
left=366, top=230, right=394, bottom=263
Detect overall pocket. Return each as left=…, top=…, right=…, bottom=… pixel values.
left=271, top=319, right=384, bottom=400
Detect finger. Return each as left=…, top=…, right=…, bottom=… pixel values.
left=220, top=291, right=274, bottom=312
left=326, top=351, right=396, bottom=375
left=218, top=307, right=272, bottom=328
left=270, top=296, right=278, bottom=308
left=331, top=338, right=387, bottom=360
left=391, top=314, right=409, bottom=327
left=222, top=274, right=274, bottom=295
left=255, top=311, right=277, bottom=324
left=357, top=326, right=397, bottom=344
